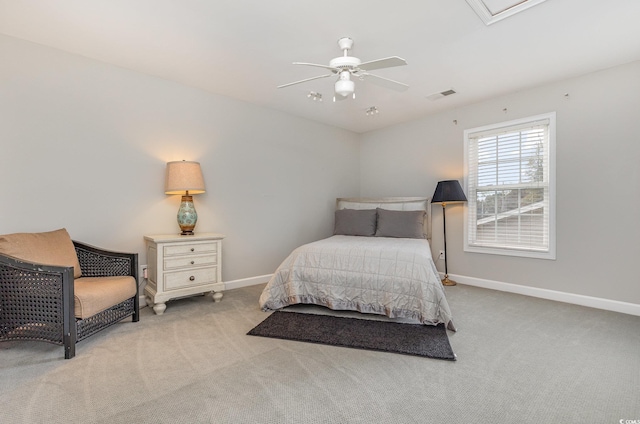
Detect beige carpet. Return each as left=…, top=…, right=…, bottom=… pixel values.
left=1, top=283, right=639, bottom=423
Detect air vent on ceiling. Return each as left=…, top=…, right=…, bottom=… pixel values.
left=465, top=0, right=548, bottom=25
left=426, top=89, right=457, bottom=101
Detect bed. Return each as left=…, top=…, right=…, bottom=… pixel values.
left=259, top=197, right=455, bottom=331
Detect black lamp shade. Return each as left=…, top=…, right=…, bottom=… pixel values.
left=431, top=180, right=467, bottom=203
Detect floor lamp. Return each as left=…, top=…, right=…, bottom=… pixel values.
left=431, top=180, right=467, bottom=286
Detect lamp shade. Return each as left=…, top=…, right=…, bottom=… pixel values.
left=431, top=180, right=467, bottom=203
left=165, top=161, right=205, bottom=194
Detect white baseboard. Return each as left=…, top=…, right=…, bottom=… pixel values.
left=224, top=274, right=273, bottom=291
left=446, top=273, right=640, bottom=317
left=136, top=275, right=272, bottom=308
left=195, top=270, right=640, bottom=317
left=139, top=294, right=148, bottom=308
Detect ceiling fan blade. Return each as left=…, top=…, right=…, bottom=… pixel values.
left=360, top=72, right=409, bottom=91
left=293, top=62, right=340, bottom=72
left=358, top=56, right=407, bottom=71
left=277, top=74, right=333, bottom=89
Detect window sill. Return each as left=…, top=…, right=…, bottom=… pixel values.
left=464, top=244, right=556, bottom=260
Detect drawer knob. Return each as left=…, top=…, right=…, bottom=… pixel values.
left=189, top=276, right=195, bottom=281
left=190, top=248, right=195, bottom=252
left=190, top=261, right=195, bottom=265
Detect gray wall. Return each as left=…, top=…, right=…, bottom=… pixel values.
left=2, top=33, right=639, bottom=306
left=0, top=35, right=360, bottom=281
left=361, top=60, right=640, bottom=305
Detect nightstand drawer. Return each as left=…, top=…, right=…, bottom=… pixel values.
left=164, top=242, right=217, bottom=257
left=164, top=267, right=217, bottom=291
left=164, top=254, right=217, bottom=270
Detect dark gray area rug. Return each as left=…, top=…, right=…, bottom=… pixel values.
left=247, top=311, right=456, bottom=360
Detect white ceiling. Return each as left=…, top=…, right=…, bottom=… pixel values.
left=1, top=0, right=639, bottom=133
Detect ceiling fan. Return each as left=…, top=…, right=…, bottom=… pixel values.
left=277, top=37, right=408, bottom=102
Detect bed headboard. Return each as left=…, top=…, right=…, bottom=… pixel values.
left=336, top=197, right=432, bottom=240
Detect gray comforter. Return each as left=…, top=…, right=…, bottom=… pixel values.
left=259, top=235, right=455, bottom=330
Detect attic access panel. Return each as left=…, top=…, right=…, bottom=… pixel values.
left=466, top=0, right=548, bottom=25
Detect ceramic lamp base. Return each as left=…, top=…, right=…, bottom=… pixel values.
left=177, top=195, right=198, bottom=235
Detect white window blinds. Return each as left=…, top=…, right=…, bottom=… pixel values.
left=464, top=113, right=556, bottom=259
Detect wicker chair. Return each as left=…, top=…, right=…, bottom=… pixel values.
left=0, top=239, right=139, bottom=359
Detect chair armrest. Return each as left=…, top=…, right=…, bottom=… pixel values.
left=0, top=253, right=75, bottom=347
left=73, top=241, right=138, bottom=281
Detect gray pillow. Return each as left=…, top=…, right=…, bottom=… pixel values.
left=334, top=209, right=377, bottom=236
left=375, top=208, right=426, bottom=239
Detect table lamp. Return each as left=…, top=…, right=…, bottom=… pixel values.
left=165, top=160, right=205, bottom=235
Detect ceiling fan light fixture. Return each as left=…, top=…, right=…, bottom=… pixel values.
left=335, top=79, right=354, bottom=96
left=335, top=71, right=354, bottom=97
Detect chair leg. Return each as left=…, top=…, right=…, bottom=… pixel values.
left=64, top=331, right=76, bottom=359
left=62, top=268, right=76, bottom=359
left=133, top=296, right=140, bottom=322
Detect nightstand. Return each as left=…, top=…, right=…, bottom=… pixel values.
left=143, top=233, right=224, bottom=315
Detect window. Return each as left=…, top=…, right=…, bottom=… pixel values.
left=464, top=112, right=556, bottom=259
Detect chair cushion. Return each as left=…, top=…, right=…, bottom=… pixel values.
left=74, top=276, right=137, bottom=319
left=0, top=228, right=82, bottom=278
